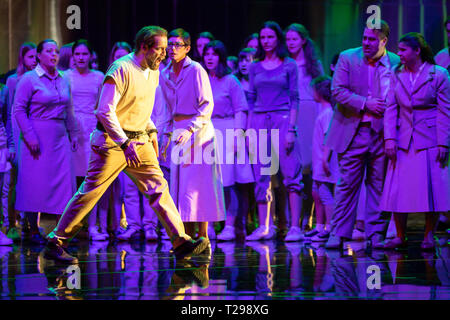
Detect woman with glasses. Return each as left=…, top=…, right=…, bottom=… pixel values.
left=160, top=28, right=225, bottom=243
left=245, top=21, right=303, bottom=241
left=202, top=40, right=253, bottom=241
left=13, top=39, right=79, bottom=243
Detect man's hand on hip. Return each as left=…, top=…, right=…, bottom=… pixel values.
left=123, top=140, right=145, bottom=167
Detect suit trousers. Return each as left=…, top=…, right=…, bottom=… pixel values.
left=330, top=124, right=388, bottom=240
left=53, top=131, right=190, bottom=245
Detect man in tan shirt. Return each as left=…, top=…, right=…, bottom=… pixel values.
left=44, top=26, right=209, bottom=263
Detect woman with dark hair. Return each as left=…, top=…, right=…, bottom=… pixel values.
left=57, top=42, right=75, bottom=71
left=65, top=39, right=104, bottom=180
left=245, top=21, right=303, bottom=241
left=193, top=31, right=215, bottom=62
left=108, top=42, right=133, bottom=66
left=381, top=33, right=450, bottom=250
left=7, top=43, right=37, bottom=149
left=285, top=23, right=324, bottom=238
left=226, top=56, right=238, bottom=75
left=4, top=42, right=37, bottom=241
left=202, top=40, right=253, bottom=241
left=13, top=39, right=78, bottom=243
left=244, top=33, right=259, bottom=50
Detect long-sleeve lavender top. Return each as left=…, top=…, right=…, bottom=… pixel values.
left=159, top=56, right=214, bottom=133
left=247, top=57, right=300, bottom=113
left=12, top=64, right=78, bottom=142
left=210, top=74, right=248, bottom=119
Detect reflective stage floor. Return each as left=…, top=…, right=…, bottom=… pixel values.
left=0, top=230, right=448, bottom=301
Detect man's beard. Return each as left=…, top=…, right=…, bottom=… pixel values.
left=148, top=56, right=160, bottom=70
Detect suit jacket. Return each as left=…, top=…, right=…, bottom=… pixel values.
left=325, top=47, right=400, bottom=154
left=384, top=62, right=450, bottom=150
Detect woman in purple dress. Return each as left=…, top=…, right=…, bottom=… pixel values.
left=381, top=33, right=450, bottom=250
left=13, top=39, right=78, bottom=243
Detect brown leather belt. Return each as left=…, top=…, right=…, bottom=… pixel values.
left=96, top=122, right=156, bottom=139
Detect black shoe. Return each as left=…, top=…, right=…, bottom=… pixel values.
left=44, top=241, right=79, bottom=264
left=193, top=242, right=212, bottom=264
left=173, top=237, right=209, bottom=260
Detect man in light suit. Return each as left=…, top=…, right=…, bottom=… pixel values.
left=324, top=21, right=400, bottom=250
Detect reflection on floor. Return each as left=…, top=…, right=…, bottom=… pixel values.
left=0, top=233, right=448, bottom=300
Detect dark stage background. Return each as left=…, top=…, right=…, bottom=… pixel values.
left=0, top=0, right=449, bottom=75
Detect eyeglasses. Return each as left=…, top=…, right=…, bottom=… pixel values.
left=168, top=42, right=187, bottom=48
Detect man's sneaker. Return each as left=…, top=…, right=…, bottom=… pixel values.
left=7, top=227, right=20, bottom=241
left=352, top=229, right=365, bottom=241
left=145, top=228, right=158, bottom=241
left=246, top=226, right=269, bottom=241
left=284, top=226, right=304, bottom=242
left=217, top=226, right=236, bottom=241
left=116, top=228, right=141, bottom=241
left=311, top=230, right=330, bottom=242
left=89, top=227, right=108, bottom=241
left=193, top=241, right=212, bottom=264
left=174, top=237, right=210, bottom=260
left=44, top=240, right=79, bottom=264
left=0, top=231, right=13, bottom=246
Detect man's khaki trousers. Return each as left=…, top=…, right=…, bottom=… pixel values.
left=52, top=130, right=190, bottom=247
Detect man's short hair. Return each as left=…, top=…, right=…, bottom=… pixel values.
left=168, top=28, right=191, bottom=47
left=372, top=20, right=390, bottom=39
left=134, top=26, right=167, bottom=52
